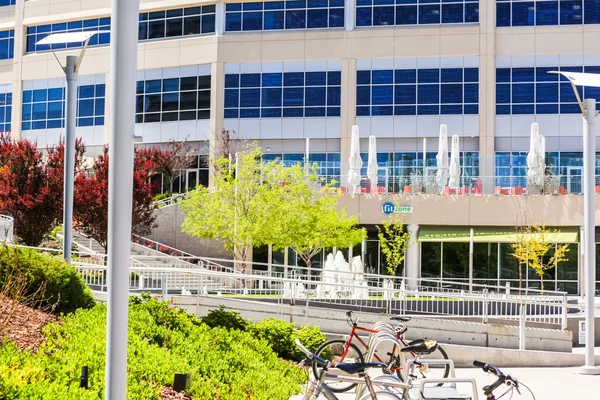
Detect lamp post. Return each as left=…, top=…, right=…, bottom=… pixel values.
left=36, top=31, right=107, bottom=264
left=551, top=71, right=600, bottom=374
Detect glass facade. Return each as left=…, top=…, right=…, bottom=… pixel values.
left=0, top=0, right=15, bottom=6
left=224, top=71, right=342, bottom=118
left=21, top=85, right=105, bottom=130
left=356, top=67, right=479, bottom=116
left=421, top=241, right=579, bottom=293
left=225, top=0, right=345, bottom=31
left=26, top=6, right=216, bottom=53
left=497, top=0, right=600, bottom=27
left=496, top=66, right=600, bottom=115
left=0, top=91, right=11, bottom=133
left=135, top=75, right=211, bottom=123
left=0, top=30, right=14, bottom=60
left=356, top=0, right=479, bottom=27
left=262, top=152, right=341, bottom=183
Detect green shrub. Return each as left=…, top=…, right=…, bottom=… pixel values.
left=201, top=305, right=250, bottom=332
left=0, top=246, right=95, bottom=314
left=250, top=318, right=328, bottom=362
left=152, top=193, right=170, bottom=202
left=0, top=296, right=306, bottom=400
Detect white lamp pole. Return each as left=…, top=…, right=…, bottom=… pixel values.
left=104, top=0, right=140, bottom=398
left=551, top=71, right=600, bottom=374
left=36, top=31, right=108, bottom=263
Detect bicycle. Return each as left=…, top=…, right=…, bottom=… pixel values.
left=473, top=361, right=533, bottom=400
left=312, top=311, right=449, bottom=392
left=296, top=338, right=408, bottom=400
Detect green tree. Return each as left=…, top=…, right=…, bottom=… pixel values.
left=181, top=147, right=289, bottom=272
left=376, top=213, right=410, bottom=276
left=273, top=164, right=366, bottom=273
left=511, top=224, right=569, bottom=293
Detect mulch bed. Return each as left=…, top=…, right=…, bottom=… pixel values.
left=0, top=294, right=58, bottom=352
left=160, top=386, right=192, bottom=400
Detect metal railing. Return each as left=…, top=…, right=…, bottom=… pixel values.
left=72, top=262, right=578, bottom=329
left=0, top=214, right=13, bottom=243
left=319, top=174, right=600, bottom=196
left=154, top=193, right=187, bottom=208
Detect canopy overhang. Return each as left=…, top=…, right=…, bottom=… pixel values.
left=419, top=226, right=579, bottom=243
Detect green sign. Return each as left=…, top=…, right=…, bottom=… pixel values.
left=382, top=202, right=413, bottom=214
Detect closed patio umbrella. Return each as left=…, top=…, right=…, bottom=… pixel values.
left=367, top=135, right=378, bottom=188
left=348, top=125, right=363, bottom=195
left=436, top=124, right=449, bottom=191
left=448, top=134, right=460, bottom=189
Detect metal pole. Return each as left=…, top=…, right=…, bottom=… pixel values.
left=104, top=0, right=140, bottom=397
left=469, top=228, right=474, bottom=292
left=581, top=98, right=600, bottom=374
left=63, top=55, right=77, bottom=264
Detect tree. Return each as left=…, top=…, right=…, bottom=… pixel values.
left=511, top=224, right=569, bottom=293
left=149, top=139, right=197, bottom=194
left=181, top=147, right=279, bottom=271
left=0, top=134, right=85, bottom=246
left=74, top=146, right=157, bottom=252
left=376, top=213, right=410, bottom=276
left=273, top=164, right=366, bottom=273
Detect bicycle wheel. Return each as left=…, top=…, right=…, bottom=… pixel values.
left=415, top=344, right=450, bottom=384
left=312, top=340, right=365, bottom=393
left=358, top=375, right=406, bottom=397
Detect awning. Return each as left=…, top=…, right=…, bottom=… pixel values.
left=419, top=226, right=579, bottom=243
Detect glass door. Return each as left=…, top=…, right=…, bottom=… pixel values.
left=567, top=166, right=582, bottom=194
left=186, top=169, right=199, bottom=192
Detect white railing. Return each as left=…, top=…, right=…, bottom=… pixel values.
left=154, top=193, right=187, bottom=209
left=0, top=214, right=14, bottom=243
left=73, top=262, right=578, bottom=329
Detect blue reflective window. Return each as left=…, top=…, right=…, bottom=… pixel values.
left=0, top=88, right=11, bottom=132
left=497, top=0, right=600, bottom=26
left=0, top=0, right=16, bottom=6
left=135, top=74, right=211, bottom=123
left=27, top=6, right=215, bottom=53
left=22, top=84, right=109, bottom=130
left=226, top=1, right=345, bottom=31
left=225, top=69, right=342, bottom=118
left=358, top=1, right=478, bottom=26
left=358, top=66, right=479, bottom=115
left=0, top=30, right=14, bottom=60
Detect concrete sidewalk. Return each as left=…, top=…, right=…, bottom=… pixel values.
left=290, top=366, right=600, bottom=399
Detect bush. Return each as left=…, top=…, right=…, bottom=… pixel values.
left=250, top=318, right=328, bottom=362
left=152, top=193, right=170, bottom=202
left=201, top=305, right=250, bottom=332
left=0, top=296, right=306, bottom=400
left=0, top=246, right=95, bottom=314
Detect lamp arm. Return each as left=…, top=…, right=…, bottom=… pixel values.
left=74, top=37, right=92, bottom=73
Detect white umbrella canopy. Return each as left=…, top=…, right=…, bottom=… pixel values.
left=367, top=135, right=378, bottom=187
left=527, top=123, right=544, bottom=186
left=448, top=135, right=460, bottom=189
left=435, top=124, right=449, bottom=189
left=347, top=125, right=363, bottom=195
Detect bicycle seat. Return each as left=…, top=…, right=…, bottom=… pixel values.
left=390, top=315, right=411, bottom=322
left=335, top=362, right=389, bottom=374
left=400, top=339, right=438, bottom=355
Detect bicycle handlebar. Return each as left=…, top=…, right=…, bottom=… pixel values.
left=473, top=361, right=520, bottom=395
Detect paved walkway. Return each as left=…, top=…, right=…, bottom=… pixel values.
left=291, top=366, right=600, bottom=399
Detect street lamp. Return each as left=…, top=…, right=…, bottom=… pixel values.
left=550, top=70, right=600, bottom=375
left=35, top=31, right=108, bottom=264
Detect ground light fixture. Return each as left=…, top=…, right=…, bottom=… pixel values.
left=35, top=31, right=108, bottom=264
left=549, top=70, right=600, bottom=375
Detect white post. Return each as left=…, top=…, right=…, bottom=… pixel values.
left=305, top=137, right=310, bottom=167
left=469, top=228, right=474, bottom=292
left=104, top=0, right=140, bottom=397
left=581, top=98, right=600, bottom=374
left=63, top=55, right=77, bottom=264
left=519, top=303, right=526, bottom=351
left=423, top=138, right=427, bottom=177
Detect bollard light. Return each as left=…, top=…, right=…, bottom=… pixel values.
left=80, top=366, right=89, bottom=389
left=173, top=373, right=191, bottom=392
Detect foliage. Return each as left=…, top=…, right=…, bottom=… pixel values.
left=0, top=134, right=86, bottom=246
left=201, top=305, right=250, bottom=332
left=511, top=225, right=570, bottom=292
left=377, top=213, right=411, bottom=276
left=74, top=146, right=157, bottom=252
left=0, top=296, right=306, bottom=400
left=272, top=163, right=366, bottom=271
left=152, top=193, right=170, bottom=202
left=139, top=140, right=197, bottom=195
left=0, top=245, right=95, bottom=314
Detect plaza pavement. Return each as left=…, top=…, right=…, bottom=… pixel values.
left=290, top=362, right=600, bottom=399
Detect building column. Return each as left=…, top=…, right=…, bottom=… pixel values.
left=340, top=58, right=356, bottom=179
left=215, top=2, right=225, bottom=36
left=405, top=224, right=420, bottom=290
left=103, top=72, right=111, bottom=144
left=10, top=0, right=26, bottom=140
left=478, top=0, right=496, bottom=188
left=209, top=62, right=225, bottom=187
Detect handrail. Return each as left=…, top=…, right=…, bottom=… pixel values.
left=154, top=193, right=187, bottom=209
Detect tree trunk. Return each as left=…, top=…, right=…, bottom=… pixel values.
left=540, top=274, right=544, bottom=294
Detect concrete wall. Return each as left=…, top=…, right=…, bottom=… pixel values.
left=147, top=203, right=230, bottom=260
